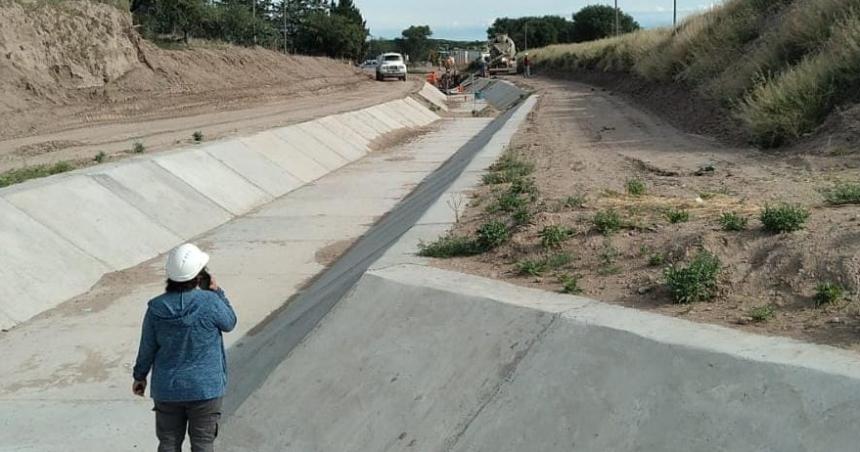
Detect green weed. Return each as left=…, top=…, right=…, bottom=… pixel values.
left=193, top=131, right=204, bottom=142
left=760, top=203, right=809, bottom=233
left=823, top=183, right=860, bottom=205
left=417, top=235, right=482, bottom=258
left=626, top=179, right=647, bottom=196
left=749, top=305, right=776, bottom=322
left=593, top=208, right=622, bottom=235
left=539, top=225, right=574, bottom=249
left=0, top=161, right=75, bottom=188
left=664, top=250, right=721, bottom=304
left=132, top=141, right=145, bottom=153
left=719, top=212, right=749, bottom=231
left=666, top=208, right=690, bottom=224
left=559, top=274, right=583, bottom=295
left=476, top=221, right=510, bottom=250
left=815, top=281, right=844, bottom=307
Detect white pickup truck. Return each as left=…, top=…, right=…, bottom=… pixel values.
left=376, top=53, right=408, bottom=81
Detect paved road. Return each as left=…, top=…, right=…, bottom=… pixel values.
left=223, top=99, right=525, bottom=415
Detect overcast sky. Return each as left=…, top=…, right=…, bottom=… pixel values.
left=355, top=0, right=724, bottom=40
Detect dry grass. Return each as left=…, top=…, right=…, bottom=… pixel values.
left=530, top=0, right=860, bottom=148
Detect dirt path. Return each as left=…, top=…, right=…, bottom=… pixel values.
left=0, top=78, right=422, bottom=172
left=434, top=76, right=860, bottom=351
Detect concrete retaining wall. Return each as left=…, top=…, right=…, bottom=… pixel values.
left=223, top=264, right=860, bottom=452
left=0, top=97, right=441, bottom=330
left=471, top=78, right=527, bottom=110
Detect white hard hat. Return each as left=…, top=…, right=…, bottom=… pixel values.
left=165, top=243, right=210, bottom=282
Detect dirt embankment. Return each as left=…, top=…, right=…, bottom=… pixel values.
left=433, top=77, right=860, bottom=351
left=0, top=1, right=404, bottom=171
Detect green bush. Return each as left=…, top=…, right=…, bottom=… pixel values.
left=476, top=221, right=511, bottom=250
left=510, top=177, right=539, bottom=199
left=664, top=250, right=721, bottom=304
left=823, top=183, right=860, bottom=205
left=593, top=208, right=622, bottom=235
left=483, top=155, right=535, bottom=185
left=539, top=225, right=574, bottom=249
left=132, top=141, right=146, bottom=154
left=512, top=207, right=532, bottom=226
left=749, top=305, right=775, bottom=322
left=666, top=208, right=690, bottom=224
left=193, top=131, right=204, bottom=142
left=0, top=161, right=75, bottom=188
left=815, top=281, right=844, bottom=307
left=719, top=212, right=749, bottom=231
left=94, top=151, right=107, bottom=163
left=559, top=274, right=583, bottom=294
left=417, top=235, right=482, bottom=258
left=626, top=179, right=647, bottom=196
left=489, top=192, right=528, bottom=213
left=760, top=203, right=809, bottom=233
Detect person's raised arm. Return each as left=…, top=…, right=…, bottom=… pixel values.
left=208, top=278, right=237, bottom=333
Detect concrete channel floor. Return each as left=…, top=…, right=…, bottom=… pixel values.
left=0, top=117, right=492, bottom=451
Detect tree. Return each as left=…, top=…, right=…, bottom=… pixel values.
left=571, top=5, right=639, bottom=43
left=397, top=25, right=433, bottom=62
left=487, top=16, right=576, bottom=52
left=294, top=10, right=365, bottom=59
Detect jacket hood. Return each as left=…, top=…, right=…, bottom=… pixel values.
left=148, top=290, right=207, bottom=326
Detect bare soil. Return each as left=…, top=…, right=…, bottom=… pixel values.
left=0, top=1, right=420, bottom=172
left=433, top=76, right=860, bottom=351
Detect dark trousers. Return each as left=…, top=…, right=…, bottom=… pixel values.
left=154, top=397, right=222, bottom=452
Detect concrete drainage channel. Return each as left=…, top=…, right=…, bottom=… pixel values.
left=0, top=89, right=441, bottom=330
left=220, top=86, right=860, bottom=449
left=0, top=79, right=536, bottom=450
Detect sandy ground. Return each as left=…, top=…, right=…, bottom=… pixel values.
left=0, top=0, right=422, bottom=172
left=0, top=76, right=421, bottom=172
left=434, top=76, right=860, bottom=351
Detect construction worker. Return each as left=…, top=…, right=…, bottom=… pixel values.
left=133, top=243, right=237, bottom=452
left=523, top=53, right=531, bottom=78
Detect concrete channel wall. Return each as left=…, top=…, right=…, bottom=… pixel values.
left=225, top=264, right=860, bottom=452
left=471, top=78, right=527, bottom=110
left=0, top=90, right=445, bottom=330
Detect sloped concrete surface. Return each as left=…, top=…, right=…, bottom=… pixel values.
left=0, top=118, right=498, bottom=451
left=0, top=91, right=442, bottom=329
left=223, top=264, right=860, bottom=452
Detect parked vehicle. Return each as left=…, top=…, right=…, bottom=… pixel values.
left=360, top=59, right=377, bottom=69
left=376, top=53, right=408, bottom=81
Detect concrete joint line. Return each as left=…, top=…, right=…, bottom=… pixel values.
left=442, top=313, right=561, bottom=451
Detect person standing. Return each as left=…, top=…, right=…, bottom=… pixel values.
left=133, top=243, right=237, bottom=452
left=523, top=53, right=531, bottom=78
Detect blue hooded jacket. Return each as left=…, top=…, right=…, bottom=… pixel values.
left=133, top=288, right=237, bottom=402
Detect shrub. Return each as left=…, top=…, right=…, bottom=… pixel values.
left=749, top=305, right=775, bottom=322
left=94, top=151, right=107, bottom=163
left=719, top=212, right=748, bottom=231
left=815, top=282, right=844, bottom=307
left=193, top=131, right=204, bottom=142
left=666, top=208, right=690, bottom=224
left=559, top=274, right=583, bottom=294
left=483, top=155, right=535, bottom=185
left=0, top=161, right=75, bottom=188
left=664, top=250, right=721, bottom=304
left=626, top=179, right=647, bottom=196
left=132, top=141, right=145, bottom=153
left=417, top=235, right=481, bottom=258
left=489, top=192, right=528, bottom=213
left=760, top=203, right=809, bottom=233
left=476, top=221, right=510, bottom=250
left=824, top=183, right=860, bottom=205
left=539, top=225, right=573, bottom=249
left=593, top=208, right=622, bottom=235
left=510, top=177, right=539, bottom=200
left=512, top=207, right=532, bottom=226
left=598, top=241, right=621, bottom=275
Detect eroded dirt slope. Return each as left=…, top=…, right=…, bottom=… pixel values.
left=0, top=1, right=417, bottom=171
left=434, top=77, right=860, bottom=350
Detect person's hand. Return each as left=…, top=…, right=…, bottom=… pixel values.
left=208, top=277, right=219, bottom=291
left=132, top=380, right=147, bottom=397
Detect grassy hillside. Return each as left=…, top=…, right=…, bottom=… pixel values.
left=530, top=0, right=860, bottom=148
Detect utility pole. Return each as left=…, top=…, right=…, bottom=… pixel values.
left=252, top=0, right=257, bottom=45
left=673, top=0, right=678, bottom=28
left=282, top=0, right=288, bottom=54
left=524, top=22, right=528, bottom=52
left=615, top=0, right=620, bottom=37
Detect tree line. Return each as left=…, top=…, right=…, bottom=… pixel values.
left=131, top=0, right=369, bottom=60
left=488, top=5, right=640, bottom=52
